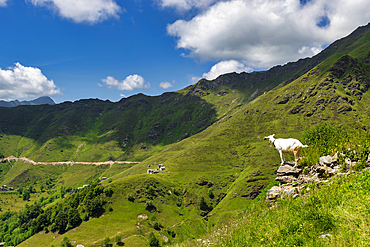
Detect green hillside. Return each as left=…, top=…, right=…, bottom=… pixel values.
left=3, top=23, right=369, bottom=163
left=0, top=23, right=369, bottom=247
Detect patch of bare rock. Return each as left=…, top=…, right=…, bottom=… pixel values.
left=266, top=153, right=353, bottom=202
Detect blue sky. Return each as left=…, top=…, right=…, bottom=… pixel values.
left=0, top=0, right=370, bottom=103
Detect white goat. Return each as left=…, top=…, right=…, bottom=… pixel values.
left=263, top=134, right=308, bottom=167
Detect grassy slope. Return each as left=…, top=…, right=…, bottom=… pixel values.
left=3, top=23, right=370, bottom=246
left=179, top=169, right=370, bottom=247
left=18, top=39, right=370, bottom=246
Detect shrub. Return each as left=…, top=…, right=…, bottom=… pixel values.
left=145, top=200, right=156, bottom=212
left=208, top=189, right=214, bottom=199
left=103, top=236, right=110, bottom=246
left=153, top=221, right=162, bottom=231
left=127, top=194, right=135, bottom=202
left=115, top=234, right=122, bottom=243
left=148, top=232, right=160, bottom=247
left=60, top=237, right=73, bottom=247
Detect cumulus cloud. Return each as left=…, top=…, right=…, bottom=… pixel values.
left=159, top=81, right=173, bottom=89
left=167, top=0, right=370, bottom=69
left=101, top=74, right=150, bottom=91
left=29, top=0, right=122, bottom=24
left=0, top=63, right=62, bottom=100
left=0, top=0, right=8, bottom=7
left=202, top=60, right=252, bottom=80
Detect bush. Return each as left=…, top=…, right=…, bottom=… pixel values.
left=199, top=196, right=210, bottom=212
left=145, top=200, right=156, bottom=212
left=60, top=237, right=73, bottom=247
left=153, top=221, right=162, bottom=231
left=103, top=236, right=110, bottom=246
left=148, top=232, right=160, bottom=247
left=208, top=189, right=214, bottom=199
left=115, top=235, right=122, bottom=243
left=127, top=194, right=135, bottom=202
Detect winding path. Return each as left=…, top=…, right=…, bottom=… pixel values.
left=0, top=155, right=140, bottom=167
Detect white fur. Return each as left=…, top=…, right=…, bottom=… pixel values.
left=263, top=134, right=308, bottom=166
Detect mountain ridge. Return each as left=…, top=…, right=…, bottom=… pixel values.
left=0, top=96, right=55, bottom=108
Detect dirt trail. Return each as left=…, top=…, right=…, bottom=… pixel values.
left=0, top=155, right=140, bottom=166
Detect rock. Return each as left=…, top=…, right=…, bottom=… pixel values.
left=319, top=233, right=332, bottom=239
left=146, top=132, right=160, bottom=140
left=337, top=105, right=352, bottom=114
left=266, top=186, right=282, bottom=201
left=196, top=179, right=208, bottom=186
left=319, top=154, right=337, bottom=167
left=275, top=96, right=289, bottom=104
left=282, top=186, right=299, bottom=198
left=217, top=92, right=229, bottom=96
left=367, top=154, right=370, bottom=163
left=137, top=214, right=148, bottom=220
left=288, top=105, right=303, bottom=114
left=316, top=166, right=334, bottom=177
left=345, top=158, right=356, bottom=169
left=275, top=175, right=297, bottom=184
left=277, top=165, right=302, bottom=176
left=251, top=170, right=262, bottom=176
left=147, top=169, right=159, bottom=174
left=297, top=174, right=320, bottom=184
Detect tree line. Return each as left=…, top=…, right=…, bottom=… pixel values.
left=0, top=182, right=113, bottom=246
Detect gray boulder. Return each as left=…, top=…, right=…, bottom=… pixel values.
left=316, top=166, right=334, bottom=177
left=277, top=165, right=302, bottom=176
left=319, top=154, right=337, bottom=167
left=275, top=175, right=297, bottom=184
left=282, top=186, right=299, bottom=198
left=266, top=186, right=282, bottom=201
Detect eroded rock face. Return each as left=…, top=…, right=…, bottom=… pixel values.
left=316, top=166, right=334, bottom=177
left=282, top=186, right=299, bottom=199
left=275, top=175, right=297, bottom=184
left=319, top=154, right=337, bottom=167
left=266, top=186, right=282, bottom=201
left=276, top=165, right=302, bottom=176
left=266, top=153, right=345, bottom=203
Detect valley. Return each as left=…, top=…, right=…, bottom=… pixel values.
left=0, top=156, right=140, bottom=166
left=0, top=23, right=370, bottom=246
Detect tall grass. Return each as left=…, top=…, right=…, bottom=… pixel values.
left=176, top=124, right=370, bottom=247
left=180, top=170, right=370, bottom=246
left=302, top=124, right=370, bottom=170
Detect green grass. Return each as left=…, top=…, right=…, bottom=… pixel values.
left=180, top=170, right=370, bottom=247
left=2, top=24, right=370, bottom=246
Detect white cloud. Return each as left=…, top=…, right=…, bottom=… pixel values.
left=29, top=0, right=122, bottom=24
left=202, top=60, right=252, bottom=80
left=157, top=0, right=217, bottom=11
left=0, top=63, right=62, bottom=100
left=0, top=0, right=8, bottom=7
left=167, top=0, right=370, bottom=69
left=159, top=81, right=173, bottom=89
left=101, top=74, right=150, bottom=91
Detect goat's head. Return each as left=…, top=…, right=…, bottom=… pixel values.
left=263, top=134, right=275, bottom=147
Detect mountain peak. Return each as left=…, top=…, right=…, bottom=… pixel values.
left=0, top=96, right=55, bottom=108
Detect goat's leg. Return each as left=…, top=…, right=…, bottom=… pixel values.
left=293, top=148, right=302, bottom=167
left=279, top=150, right=285, bottom=165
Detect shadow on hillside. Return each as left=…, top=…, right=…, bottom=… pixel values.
left=0, top=91, right=217, bottom=156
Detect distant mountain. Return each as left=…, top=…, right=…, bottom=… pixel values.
left=0, top=96, right=55, bottom=107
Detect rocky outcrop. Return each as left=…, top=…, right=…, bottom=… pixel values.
left=266, top=153, right=343, bottom=202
